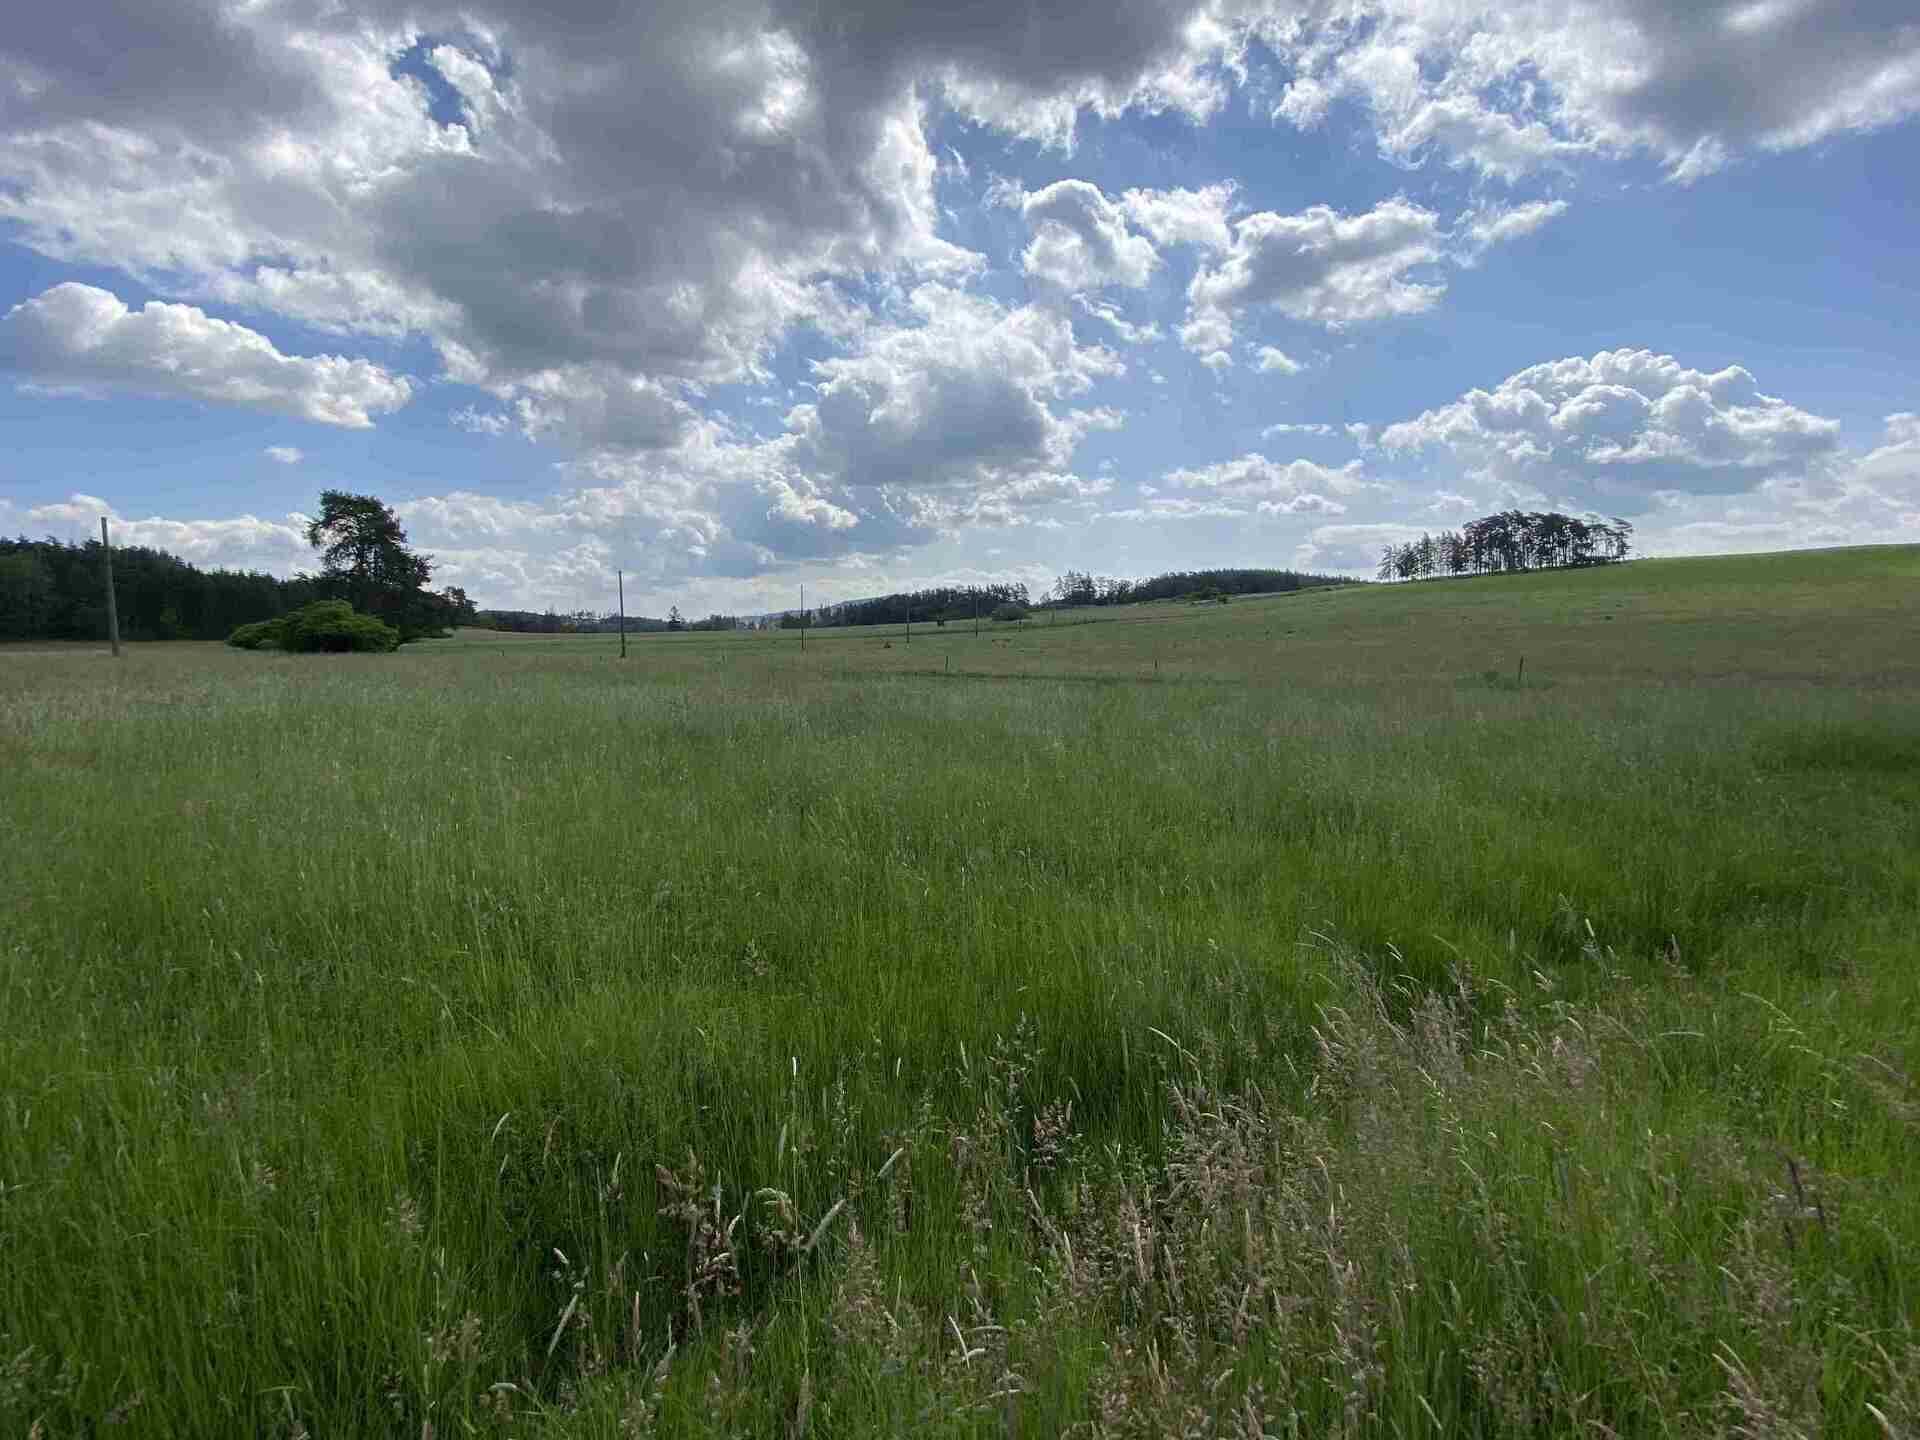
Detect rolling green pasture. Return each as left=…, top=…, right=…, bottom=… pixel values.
left=3, top=546, right=1918, bottom=1436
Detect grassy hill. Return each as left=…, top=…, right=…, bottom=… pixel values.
left=3, top=546, right=1917, bottom=1436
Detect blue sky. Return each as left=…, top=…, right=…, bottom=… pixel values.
left=2, top=0, right=1917, bottom=615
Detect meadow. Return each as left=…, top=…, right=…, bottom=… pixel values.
left=3, top=545, right=1918, bottom=1437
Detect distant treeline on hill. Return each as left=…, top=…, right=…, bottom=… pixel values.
left=0, top=535, right=326, bottom=642
left=816, top=583, right=1033, bottom=628
left=474, top=607, right=750, bottom=633
left=1377, top=511, right=1633, bottom=581
left=1045, top=567, right=1353, bottom=607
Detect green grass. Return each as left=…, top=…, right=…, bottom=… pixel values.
left=4, top=545, right=1918, bottom=1437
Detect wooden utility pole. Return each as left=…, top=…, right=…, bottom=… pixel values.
left=617, top=570, right=627, bottom=659
left=100, top=516, right=121, bottom=658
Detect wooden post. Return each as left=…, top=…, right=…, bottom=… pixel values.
left=800, top=584, right=806, bottom=653
left=617, top=570, right=627, bottom=659
left=100, top=516, right=121, bottom=658
left=973, top=587, right=979, bottom=637
left=904, top=604, right=910, bottom=645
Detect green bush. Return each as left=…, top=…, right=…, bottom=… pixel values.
left=226, top=619, right=284, bottom=650
left=229, top=602, right=400, bottom=654
left=991, top=602, right=1029, bottom=622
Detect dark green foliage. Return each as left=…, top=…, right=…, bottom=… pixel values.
left=305, top=491, right=454, bottom=641
left=275, top=600, right=401, bottom=653
left=1379, top=510, right=1634, bottom=580
left=226, top=619, right=284, bottom=650
left=818, top=583, right=1029, bottom=628
left=991, top=601, right=1029, bottom=621
left=1, top=535, right=321, bottom=642
left=1050, top=566, right=1350, bottom=607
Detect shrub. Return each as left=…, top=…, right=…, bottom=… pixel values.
left=229, top=601, right=400, bottom=654
left=226, top=619, right=285, bottom=650
left=991, top=603, right=1029, bottom=622
left=283, top=601, right=401, bottom=653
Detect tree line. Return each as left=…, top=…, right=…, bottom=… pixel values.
left=1048, top=566, right=1352, bottom=607
left=474, top=607, right=753, bottom=633
left=1375, top=511, right=1632, bottom=582
left=1, top=492, right=476, bottom=644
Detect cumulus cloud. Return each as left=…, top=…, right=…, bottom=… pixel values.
left=1183, top=199, right=1445, bottom=351
left=1118, top=183, right=1238, bottom=252
left=1264, top=0, right=1920, bottom=182
left=1001, top=179, right=1158, bottom=290
left=0, top=284, right=412, bottom=427
left=786, top=284, right=1123, bottom=498
left=1163, top=452, right=1365, bottom=511
left=1378, top=348, right=1843, bottom=503
left=264, top=445, right=305, bottom=464
left=24, top=493, right=313, bottom=570
left=1255, top=346, right=1303, bottom=375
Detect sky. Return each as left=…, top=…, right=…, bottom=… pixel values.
left=2, top=0, right=1917, bottom=617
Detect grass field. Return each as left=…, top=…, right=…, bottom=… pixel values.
left=4, top=545, right=1918, bottom=1437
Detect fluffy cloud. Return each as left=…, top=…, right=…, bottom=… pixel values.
left=1183, top=199, right=1444, bottom=351
left=1118, top=183, right=1238, bottom=252
left=1255, top=346, right=1303, bottom=375
left=1265, top=0, right=1920, bottom=182
left=0, top=284, right=412, bottom=427
left=786, top=284, right=1123, bottom=498
left=0, top=0, right=1271, bottom=443
left=1162, top=453, right=1364, bottom=514
left=263, top=445, right=305, bottom=465
left=25, top=494, right=313, bottom=570
left=1378, top=349, right=1843, bottom=503
left=1003, top=179, right=1158, bottom=290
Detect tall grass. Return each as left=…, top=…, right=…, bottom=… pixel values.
left=3, top=547, right=1917, bottom=1436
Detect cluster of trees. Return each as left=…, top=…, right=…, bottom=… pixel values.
left=1, top=536, right=316, bottom=642
left=810, top=583, right=1033, bottom=629
left=1047, top=567, right=1351, bottom=607
left=1376, top=512, right=1633, bottom=582
left=1, top=491, right=476, bottom=645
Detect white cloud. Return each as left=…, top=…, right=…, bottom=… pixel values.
left=1107, top=496, right=1250, bottom=520
left=1378, top=348, right=1844, bottom=503
left=24, top=493, right=313, bottom=570
left=1118, top=183, right=1238, bottom=252
left=1458, top=200, right=1568, bottom=260
left=1255, top=346, right=1303, bottom=375
left=1183, top=199, right=1445, bottom=351
left=787, top=284, right=1124, bottom=499
left=1162, top=452, right=1366, bottom=514
left=263, top=445, right=304, bottom=465
left=1073, top=295, right=1162, bottom=345
left=1262, top=421, right=1336, bottom=437
left=0, top=284, right=412, bottom=427
left=1265, top=0, right=1920, bottom=182
left=1003, top=178, right=1158, bottom=290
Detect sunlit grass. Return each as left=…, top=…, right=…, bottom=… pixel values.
left=3, top=545, right=1918, bottom=1435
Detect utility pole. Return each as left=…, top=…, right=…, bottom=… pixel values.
left=617, top=569, right=627, bottom=659
left=100, top=516, right=121, bottom=658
